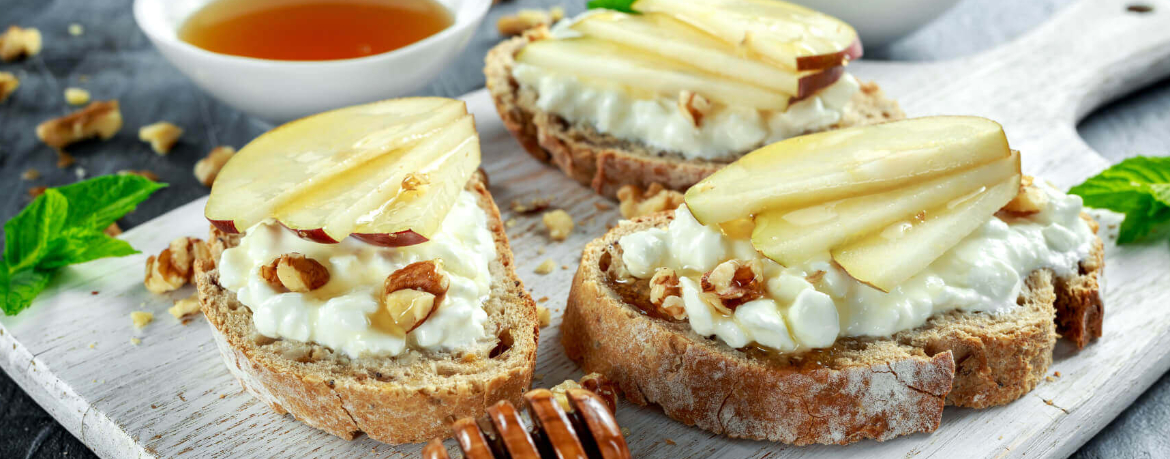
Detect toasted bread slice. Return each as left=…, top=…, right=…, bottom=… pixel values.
left=485, top=31, right=905, bottom=198
left=561, top=212, right=1103, bottom=444
left=194, top=174, right=539, bottom=444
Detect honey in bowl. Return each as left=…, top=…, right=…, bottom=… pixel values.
left=179, top=0, right=453, bottom=61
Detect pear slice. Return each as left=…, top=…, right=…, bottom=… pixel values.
left=571, top=12, right=843, bottom=98
left=684, top=116, right=1013, bottom=226
left=517, top=37, right=790, bottom=110
left=632, top=0, right=861, bottom=71
left=206, top=97, right=467, bottom=234
left=752, top=151, right=1021, bottom=266
left=832, top=174, right=1022, bottom=292
left=273, top=115, right=478, bottom=243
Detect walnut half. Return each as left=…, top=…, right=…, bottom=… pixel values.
left=381, top=260, right=450, bottom=334
left=260, top=253, right=330, bottom=293
left=701, top=259, right=765, bottom=310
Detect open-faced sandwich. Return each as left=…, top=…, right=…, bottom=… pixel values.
left=486, top=0, right=903, bottom=197
left=561, top=116, right=1104, bottom=445
left=193, top=98, right=539, bottom=444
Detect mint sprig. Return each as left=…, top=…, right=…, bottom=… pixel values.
left=1069, top=156, right=1170, bottom=244
left=2, top=175, right=165, bottom=315
left=587, top=0, right=638, bottom=14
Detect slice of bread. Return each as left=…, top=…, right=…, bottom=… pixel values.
left=193, top=173, right=539, bottom=444
left=561, top=212, right=1104, bottom=444
left=485, top=31, right=906, bottom=198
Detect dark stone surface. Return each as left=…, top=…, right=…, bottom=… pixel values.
left=1, top=0, right=1167, bottom=457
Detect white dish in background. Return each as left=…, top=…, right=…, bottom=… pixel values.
left=133, top=0, right=490, bottom=123
left=789, top=0, right=963, bottom=48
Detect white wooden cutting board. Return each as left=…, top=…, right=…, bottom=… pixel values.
left=3, top=0, right=1170, bottom=457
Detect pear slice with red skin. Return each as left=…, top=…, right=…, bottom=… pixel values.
left=752, top=151, right=1021, bottom=267
left=632, top=0, right=861, bottom=71
left=832, top=174, right=1022, bottom=292
left=571, top=12, right=844, bottom=98
left=684, top=116, right=1013, bottom=226
left=205, top=97, right=467, bottom=235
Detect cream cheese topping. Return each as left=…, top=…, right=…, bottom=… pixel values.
left=218, top=190, right=496, bottom=358
left=618, top=182, right=1097, bottom=352
left=510, top=65, right=860, bottom=162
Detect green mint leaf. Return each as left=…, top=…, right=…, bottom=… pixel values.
left=1070, top=156, right=1170, bottom=244
left=54, top=175, right=166, bottom=233
left=4, top=189, right=68, bottom=272
left=1, top=262, right=54, bottom=316
left=587, top=0, right=638, bottom=13
left=39, top=228, right=139, bottom=270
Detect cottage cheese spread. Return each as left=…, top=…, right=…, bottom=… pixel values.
left=218, top=191, right=496, bottom=358
left=510, top=65, right=859, bottom=162
left=618, top=182, right=1097, bottom=352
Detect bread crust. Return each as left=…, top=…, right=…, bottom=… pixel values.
left=485, top=33, right=906, bottom=198
left=561, top=212, right=1105, bottom=443
left=194, top=175, right=539, bottom=444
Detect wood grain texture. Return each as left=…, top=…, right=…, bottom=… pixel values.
left=1, top=0, right=1169, bottom=457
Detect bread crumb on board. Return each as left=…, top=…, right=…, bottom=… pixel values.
left=0, top=71, right=19, bottom=102
left=542, top=210, right=574, bottom=241
left=131, top=311, right=154, bottom=329
left=534, top=259, right=557, bottom=275
left=138, top=121, right=184, bottom=154
left=64, top=87, right=91, bottom=105
left=37, top=100, right=123, bottom=149
left=497, top=7, right=564, bottom=36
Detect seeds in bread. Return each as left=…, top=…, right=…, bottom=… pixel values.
left=484, top=31, right=905, bottom=198
left=194, top=175, right=539, bottom=444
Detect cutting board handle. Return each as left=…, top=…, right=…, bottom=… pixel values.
left=965, top=0, right=1170, bottom=122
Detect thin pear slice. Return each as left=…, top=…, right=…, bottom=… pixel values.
left=206, top=98, right=466, bottom=233
left=517, top=37, right=790, bottom=110
left=832, top=174, right=1022, bottom=292
left=274, top=115, right=477, bottom=243
left=684, top=116, right=1012, bottom=226
left=573, top=12, right=844, bottom=97
left=633, top=0, right=861, bottom=71
left=752, top=151, right=1020, bottom=266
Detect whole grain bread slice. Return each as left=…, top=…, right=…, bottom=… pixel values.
left=193, top=173, right=539, bottom=444
left=561, top=211, right=1104, bottom=444
left=484, top=31, right=906, bottom=198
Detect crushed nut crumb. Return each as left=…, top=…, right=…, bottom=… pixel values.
left=68, top=24, right=84, bottom=36
left=0, top=26, right=42, bottom=61
left=138, top=121, right=183, bottom=154
left=131, top=311, right=154, bottom=329
left=497, top=7, right=564, bottom=36
left=542, top=209, right=573, bottom=241
left=130, top=337, right=141, bottom=346
left=118, top=169, right=160, bottom=181
left=594, top=201, right=611, bottom=211
left=677, top=90, right=712, bottom=128
left=617, top=183, right=685, bottom=219
left=28, top=186, right=46, bottom=198
left=194, top=146, right=235, bottom=187
left=0, top=71, right=18, bottom=102
left=36, top=100, right=123, bottom=149
left=538, top=296, right=549, bottom=303
left=537, top=305, right=550, bottom=328
left=64, top=87, right=90, bottom=105
left=104, top=223, right=121, bottom=237
left=21, top=168, right=39, bottom=180
left=511, top=197, right=550, bottom=214
left=56, top=150, right=75, bottom=168
left=168, top=294, right=201, bottom=319
left=505, top=218, right=518, bottom=228
left=534, top=259, right=557, bottom=275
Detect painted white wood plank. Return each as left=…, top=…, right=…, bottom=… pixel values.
left=2, top=0, right=1169, bottom=457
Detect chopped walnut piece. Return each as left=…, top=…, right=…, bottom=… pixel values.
left=56, top=150, right=75, bottom=168
left=104, top=223, right=122, bottom=237
left=36, top=101, right=123, bottom=149
left=617, top=183, right=685, bottom=219
left=534, top=259, right=557, bottom=275
left=144, top=237, right=210, bottom=293
left=542, top=209, right=574, bottom=241
left=168, top=294, right=201, bottom=319
left=511, top=197, right=551, bottom=214
left=21, top=168, right=39, bottom=180
left=138, top=121, right=183, bottom=154
left=497, top=7, right=564, bottom=36
left=260, top=253, right=330, bottom=293
left=194, top=146, right=235, bottom=187
left=64, top=87, right=90, bottom=105
left=537, top=305, right=551, bottom=328
left=677, top=90, right=712, bottom=128
left=118, top=169, right=159, bottom=181
left=130, top=311, right=154, bottom=329
left=0, top=26, right=42, bottom=61
left=0, top=71, right=18, bottom=102
left=28, top=186, right=46, bottom=198
left=701, top=259, right=765, bottom=309
left=648, top=268, right=680, bottom=304
left=380, top=260, right=449, bottom=333
left=1001, top=175, right=1048, bottom=216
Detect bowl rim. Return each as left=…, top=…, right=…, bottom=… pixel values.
left=132, top=0, right=491, bottom=69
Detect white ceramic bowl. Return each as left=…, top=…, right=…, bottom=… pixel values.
left=134, top=0, right=490, bottom=123
left=788, top=0, right=963, bottom=48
